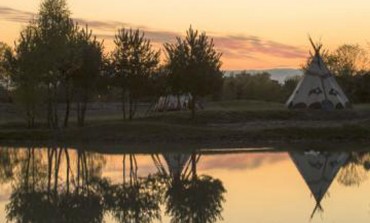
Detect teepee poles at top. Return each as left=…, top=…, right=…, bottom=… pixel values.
left=308, top=35, right=323, bottom=54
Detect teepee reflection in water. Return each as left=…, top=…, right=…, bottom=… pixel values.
left=289, top=151, right=349, bottom=218
left=153, top=153, right=226, bottom=223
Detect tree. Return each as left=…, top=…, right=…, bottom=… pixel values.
left=60, top=23, right=81, bottom=128
left=36, top=0, right=75, bottom=128
left=5, top=26, right=45, bottom=128
left=164, top=26, right=223, bottom=119
left=0, top=42, right=11, bottom=88
left=72, top=25, right=103, bottom=127
left=112, top=28, right=160, bottom=120
left=0, top=42, right=12, bottom=102
left=222, top=71, right=284, bottom=102
left=3, top=0, right=77, bottom=128
left=282, top=75, right=301, bottom=99
left=327, top=44, right=368, bottom=76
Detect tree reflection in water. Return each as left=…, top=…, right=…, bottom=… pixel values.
left=103, top=154, right=165, bottom=223
left=337, top=152, right=370, bottom=187
left=154, top=153, right=226, bottom=223
left=5, top=148, right=106, bottom=223
left=0, top=147, right=19, bottom=184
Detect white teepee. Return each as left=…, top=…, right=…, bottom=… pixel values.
left=286, top=39, right=350, bottom=110
left=289, top=151, right=349, bottom=218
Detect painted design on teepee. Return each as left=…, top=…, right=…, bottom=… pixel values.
left=286, top=38, right=350, bottom=110
left=308, top=87, right=323, bottom=96
left=329, top=88, right=339, bottom=96
left=289, top=151, right=349, bottom=219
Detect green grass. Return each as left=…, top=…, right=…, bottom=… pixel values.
left=206, top=100, right=285, bottom=111
left=1, top=100, right=370, bottom=149
left=1, top=119, right=369, bottom=148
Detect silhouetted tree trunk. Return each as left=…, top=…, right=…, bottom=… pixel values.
left=64, top=87, right=71, bottom=128
left=25, top=148, right=31, bottom=192
left=53, top=84, right=59, bottom=129
left=122, top=89, right=126, bottom=120
left=47, top=84, right=59, bottom=129
left=129, top=94, right=134, bottom=120
left=31, top=148, right=35, bottom=192
left=191, top=153, right=197, bottom=180
left=76, top=90, right=88, bottom=127
left=47, top=148, right=54, bottom=196
left=122, top=154, right=126, bottom=184
left=83, top=152, right=88, bottom=186
left=47, top=87, right=53, bottom=128
left=64, top=148, right=70, bottom=194
left=26, top=107, right=36, bottom=128
left=77, top=150, right=81, bottom=193
left=191, top=96, right=196, bottom=119
left=54, top=148, right=63, bottom=194
left=63, top=71, right=72, bottom=128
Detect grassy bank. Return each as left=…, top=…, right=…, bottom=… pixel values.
left=0, top=100, right=370, bottom=149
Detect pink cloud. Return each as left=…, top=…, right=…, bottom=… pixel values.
left=198, top=153, right=288, bottom=171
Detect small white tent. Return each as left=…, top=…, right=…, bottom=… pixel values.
left=286, top=39, right=350, bottom=110
left=289, top=151, right=349, bottom=218
left=153, top=94, right=192, bottom=112
left=153, top=94, right=202, bottom=112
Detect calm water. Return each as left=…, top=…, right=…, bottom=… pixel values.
left=0, top=147, right=369, bottom=223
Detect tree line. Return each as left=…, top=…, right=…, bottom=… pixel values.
left=2, top=0, right=370, bottom=129
left=0, top=0, right=222, bottom=128
left=223, top=43, right=370, bottom=104
left=222, top=71, right=299, bottom=102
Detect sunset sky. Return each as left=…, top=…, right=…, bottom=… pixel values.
left=1, top=0, right=370, bottom=69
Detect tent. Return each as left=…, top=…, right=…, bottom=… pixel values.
left=153, top=94, right=191, bottom=112
left=162, top=154, right=191, bottom=180
left=152, top=94, right=202, bottom=112
left=152, top=153, right=201, bottom=181
left=286, top=39, right=350, bottom=110
left=289, top=151, right=349, bottom=218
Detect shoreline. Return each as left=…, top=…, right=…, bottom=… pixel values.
left=0, top=119, right=369, bottom=151
left=1, top=101, right=370, bottom=151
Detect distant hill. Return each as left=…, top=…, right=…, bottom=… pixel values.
left=224, top=68, right=303, bottom=83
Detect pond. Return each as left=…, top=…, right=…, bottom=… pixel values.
left=0, top=147, right=369, bottom=223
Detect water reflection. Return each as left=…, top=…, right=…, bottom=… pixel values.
left=0, top=148, right=227, bottom=223
left=337, top=152, right=370, bottom=187
left=103, top=154, right=164, bottom=223
left=0, top=148, right=18, bottom=184
left=155, top=153, right=226, bottom=223
left=6, top=148, right=106, bottom=223
left=289, top=151, right=349, bottom=218
left=0, top=147, right=369, bottom=222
